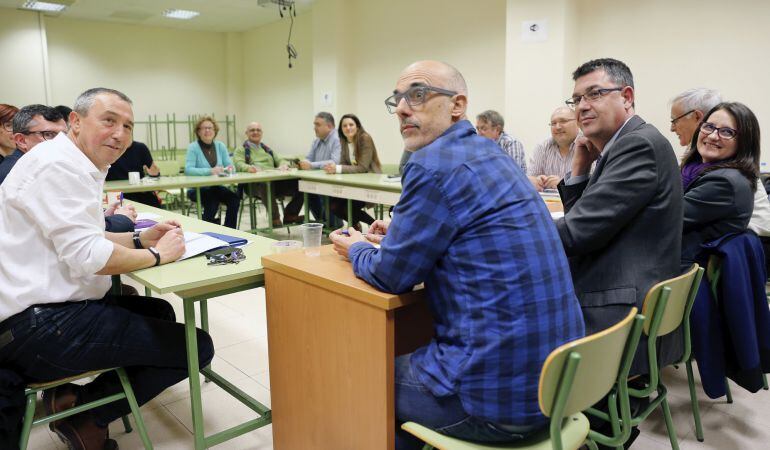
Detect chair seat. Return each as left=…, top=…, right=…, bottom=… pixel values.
left=26, top=369, right=115, bottom=390
left=401, top=413, right=589, bottom=450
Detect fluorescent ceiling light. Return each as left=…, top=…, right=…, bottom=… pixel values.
left=21, top=1, right=68, bottom=12
left=162, top=9, right=199, bottom=20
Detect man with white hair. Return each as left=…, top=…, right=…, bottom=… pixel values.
left=670, top=87, right=770, bottom=257
left=0, top=88, right=213, bottom=449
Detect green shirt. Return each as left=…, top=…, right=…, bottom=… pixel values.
left=232, top=142, right=286, bottom=172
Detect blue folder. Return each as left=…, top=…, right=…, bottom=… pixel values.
left=201, top=231, right=248, bottom=247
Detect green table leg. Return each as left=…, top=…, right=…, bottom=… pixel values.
left=249, top=193, right=257, bottom=232
left=111, top=275, right=121, bottom=295
left=347, top=198, right=353, bottom=229
left=266, top=182, right=273, bottom=229
left=196, top=187, right=203, bottom=220
left=145, top=287, right=151, bottom=297
left=199, top=300, right=211, bottom=382
left=303, top=192, right=309, bottom=223
left=183, top=300, right=206, bottom=450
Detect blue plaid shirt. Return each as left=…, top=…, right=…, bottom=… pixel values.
left=349, top=120, right=584, bottom=426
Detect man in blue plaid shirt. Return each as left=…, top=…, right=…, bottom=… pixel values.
left=330, top=60, right=584, bottom=449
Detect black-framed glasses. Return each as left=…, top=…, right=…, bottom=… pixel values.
left=565, top=87, right=624, bottom=110
left=21, top=130, right=59, bottom=141
left=206, top=247, right=246, bottom=266
left=385, top=85, right=458, bottom=114
left=699, top=122, right=738, bottom=140
left=670, top=109, right=695, bottom=125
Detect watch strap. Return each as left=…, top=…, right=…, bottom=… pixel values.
left=148, top=247, right=161, bottom=267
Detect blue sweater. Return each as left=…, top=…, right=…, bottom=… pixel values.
left=185, top=140, right=232, bottom=176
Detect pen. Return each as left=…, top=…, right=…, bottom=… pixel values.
left=119, top=192, right=124, bottom=207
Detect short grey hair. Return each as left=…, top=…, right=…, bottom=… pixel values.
left=476, top=110, right=504, bottom=130
left=73, top=87, right=132, bottom=116
left=12, top=104, right=63, bottom=133
left=670, top=88, right=722, bottom=113
left=315, top=111, right=335, bottom=127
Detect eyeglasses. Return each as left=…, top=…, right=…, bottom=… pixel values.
left=699, top=122, right=737, bottom=140
left=384, top=85, right=458, bottom=114
left=549, top=119, right=576, bottom=127
left=206, top=247, right=246, bottom=266
left=1, top=122, right=12, bottom=132
left=670, top=109, right=695, bottom=125
left=199, top=126, right=215, bottom=131
left=21, top=130, right=59, bottom=140
left=565, top=87, right=624, bottom=110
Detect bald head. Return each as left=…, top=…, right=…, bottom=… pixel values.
left=400, top=60, right=468, bottom=96
left=393, top=60, right=469, bottom=151
left=245, top=121, right=263, bottom=144
left=549, top=106, right=578, bottom=149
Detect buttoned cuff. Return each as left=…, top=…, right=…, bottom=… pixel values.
left=564, top=171, right=589, bottom=186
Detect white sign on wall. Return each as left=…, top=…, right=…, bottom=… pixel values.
left=521, top=20, right=548, bottom=43
left=321, top=92, right=333, bottom=106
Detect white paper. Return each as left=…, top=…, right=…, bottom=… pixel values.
left=179, top=232, right=230, bottom=260
left=136, top=212, right=161, bottom=221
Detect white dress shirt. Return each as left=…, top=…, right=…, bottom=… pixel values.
left=0, top=132, right=113, bottom=322
left=748, top=180, right=770, bottom=237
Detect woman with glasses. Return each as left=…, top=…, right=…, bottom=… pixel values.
left=680, top=102, right=760, bottom=268
left=0, top=104, right=19, bottom=162
left=323, top=113, right=382, bottom=229
left=184, top=116, right=240, bottom=228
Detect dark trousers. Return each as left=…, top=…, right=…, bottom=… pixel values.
left=124, top=192, right=161, bottom=208
left=394, top=354, right=539, bottom=450
left=0, top=295, right=214, bottom=426
left=329, top=198, right=375, bottom=227
left=242, top=180, right=303, bottom=219
left=188, top=186, right=240, bottom=229
left=307, top=194, right=342, bottom=227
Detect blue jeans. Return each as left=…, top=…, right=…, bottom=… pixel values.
left=0, top=294, right=214, bottom=426
left=308, top=194, right=341, bottom=227
left=395, top=353, right=539, bottom=450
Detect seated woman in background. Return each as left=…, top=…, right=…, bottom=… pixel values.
left=185, top=116, right=240, bottom=228
left=323, top=114, right=382, bottom=229
left=0, top=104, right=19, bottom=163
left=681, top=102, right=760, bottom=269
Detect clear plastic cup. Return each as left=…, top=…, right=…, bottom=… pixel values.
left=301, top=223, right=323, bottom=256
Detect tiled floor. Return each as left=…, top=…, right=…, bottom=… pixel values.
left=25, top=203, right=770, bottom=449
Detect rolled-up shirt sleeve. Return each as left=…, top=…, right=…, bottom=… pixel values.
left=15, top=164, right=114, bottom=276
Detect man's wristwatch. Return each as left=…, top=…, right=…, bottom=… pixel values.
left=148, top=247, right=161, bottom=267
left=133, top=231, right=143, bottom=249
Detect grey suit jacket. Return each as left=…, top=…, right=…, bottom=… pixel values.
left=556, top=115, right=683, bottom=374
left=682, top=168, right=754, bottom=268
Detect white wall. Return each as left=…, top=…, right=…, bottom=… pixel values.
left=239, top=11, right=314, bottom=156
left=2, top=1, right=770, bottom=162
left=572, top=0, right=770, bottom=159
left=0, top=9, right=49, bottom=106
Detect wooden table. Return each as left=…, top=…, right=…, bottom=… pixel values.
left=262, top=246, right=433, bottom=449
left=127, top=203, right=276, bottom=449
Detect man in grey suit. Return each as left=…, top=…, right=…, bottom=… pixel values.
left=556, top=58, right=683, bottom=374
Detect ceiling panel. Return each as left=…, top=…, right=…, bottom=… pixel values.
left=0, top=0, right=313, bottom=32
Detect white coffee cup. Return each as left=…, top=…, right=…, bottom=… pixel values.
left=128, top=171, right=141, bottom=185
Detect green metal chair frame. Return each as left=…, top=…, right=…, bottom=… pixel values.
left=19, top=368, right=152, bottom=449
left=401, top=308, right=645, bottom=450
left=587, top=264, right=704, bottom=449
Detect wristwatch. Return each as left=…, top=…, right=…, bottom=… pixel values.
left=148, top=247, right=161, bottom=267
left=132, top=230, right=143, bottom=249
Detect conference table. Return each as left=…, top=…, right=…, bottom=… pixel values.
left=125, top=203, right=276, bottom=449
left=104, top=171, right=297, bottom=231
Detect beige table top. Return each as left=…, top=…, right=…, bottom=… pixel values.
left=104, top=170, right=298, bottom=193
left=128, top=203, right=276, bottom=297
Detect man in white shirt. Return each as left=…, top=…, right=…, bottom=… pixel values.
left=526, top=106, right=579, bottom=191
left=0, top=88, right=213, bottom=449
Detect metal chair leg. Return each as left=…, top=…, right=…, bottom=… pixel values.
left=18, top=392, right=36, bottom=450
left=121, top=415, right=133, bottom=433
left=686, top=360, right=704, bottom=441
left=725, top=378, right=733, bottom=403
left=116, top=368, right=153, bottom=449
